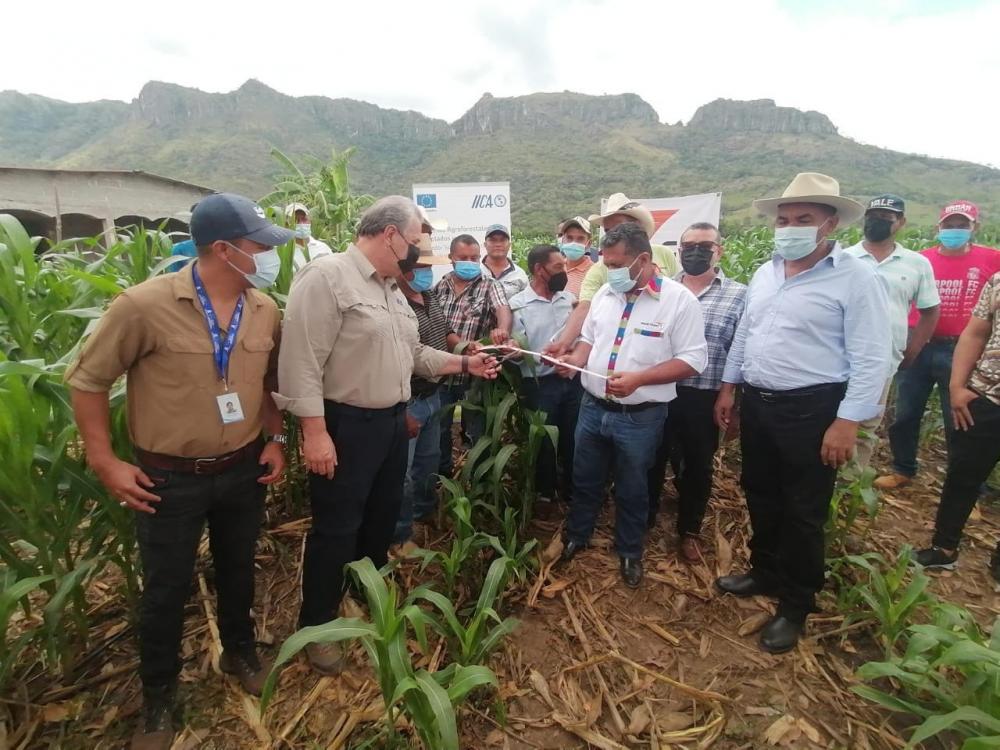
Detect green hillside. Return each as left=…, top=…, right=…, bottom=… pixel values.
left=1, top=81, right=997, bottom=232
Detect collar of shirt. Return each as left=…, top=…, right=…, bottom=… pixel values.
left=346, top=244, right=379, bottom=280
left=440, top=270, right=485, bottom=294
left=845, top=241, right=909, bottom=264
left=768, top=241, right=844, bottom=278
left=172, top=261, right=266, bottom=311
left=510, top=286, right=573, bottom=309
left=482, top=258, right=518, bottom=279
left=673, top=269, right=729, bottom=298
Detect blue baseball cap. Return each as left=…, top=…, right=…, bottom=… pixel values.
left=190, top=193, right=295, bottom=247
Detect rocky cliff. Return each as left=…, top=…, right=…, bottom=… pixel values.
left=688, top=98, right=837, bottom=135
left=452, top=91, right=659, bottom=135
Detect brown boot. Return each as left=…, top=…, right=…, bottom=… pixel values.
left=131, top=684, right=177, bottom=750
left=304, top=641, right=344, bottom=675
left=873, top=473, right=911, bottom=490
left=220, top=647, right=273, bottom=697
left=679, top=535, right=702, bottom=564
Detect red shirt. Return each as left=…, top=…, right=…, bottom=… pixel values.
left=909, top=244, right=1000, bottom=337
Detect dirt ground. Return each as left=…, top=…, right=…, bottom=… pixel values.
left=9, top=433, right=1000, bottom=750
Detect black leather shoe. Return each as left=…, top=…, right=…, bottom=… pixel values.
left=560, top=540, right=588, bottom=563
left=620, top=558, right=643, bottom=588
left=759, top=616, right=803, bottom=654
left=715, top=573, right=776, bottom=597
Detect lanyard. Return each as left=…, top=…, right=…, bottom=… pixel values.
left=192, top=264, right=244, bottom=388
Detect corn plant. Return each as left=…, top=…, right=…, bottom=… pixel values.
left=411, top=556, right=519, bottom=668
left=825, top=463, right=879, bottom=556
left=482, top=506, right=537, bottom=585
left=832, top=549, right=934, bottom=655
left=261, top=558, right=497, bottom=750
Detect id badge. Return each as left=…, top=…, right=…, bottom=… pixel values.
left=217, top=393, right=245, bottom=424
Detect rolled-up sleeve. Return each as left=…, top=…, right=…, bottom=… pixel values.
left=273, top=265, right=341, bottom=418
left=669, top=293, right=708, bottom=373
left=413, top=343, right=452, bottom=379
left=839, top=268, right=892, bottom=421
left=65, top=293, right=150, bottom=391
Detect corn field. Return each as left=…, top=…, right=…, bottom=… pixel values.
left=3, top=183, right=1000, bottom=747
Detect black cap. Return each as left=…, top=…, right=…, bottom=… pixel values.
left=866, top=194, right=905, bottom=214
left=190, top=193, right=295, bottom=247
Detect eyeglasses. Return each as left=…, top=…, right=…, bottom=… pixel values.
left=679, top=241, right=719, bottom=253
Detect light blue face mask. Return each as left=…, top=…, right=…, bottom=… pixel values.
left=453, top=260, right=481, bottom=280
left=938, top=228, right=972, bottom=250
left=294, top=223, right=312, bottom=240
left=560, top=242, right=587, bottom=261
left=607, top=256, right=641, bottom=293
left=773, top=220, right=829, bottom=261
left=409, top=267, right=434, bottom=292
left=226, top=242, right=280, bottom=289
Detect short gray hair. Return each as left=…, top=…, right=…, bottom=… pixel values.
left=356, top=196, right=421, bottom=238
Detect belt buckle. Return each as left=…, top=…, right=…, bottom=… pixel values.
left=194, top=457, right=218, bottom=475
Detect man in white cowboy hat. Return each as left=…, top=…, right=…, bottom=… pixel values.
left=286, top=203, right=334, bottom=272
left=545, top=194, right=679, bottom=357
left=714, top=173, right=891, bottom=654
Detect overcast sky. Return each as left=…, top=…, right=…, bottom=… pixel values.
left=4, top=0, right=998, bottom=167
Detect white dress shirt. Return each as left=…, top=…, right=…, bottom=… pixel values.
left=581, top=275, right=708, bottom=405
left=722, top=243, right=891, bottom=422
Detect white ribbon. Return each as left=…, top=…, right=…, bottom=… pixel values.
left=481, top=344, right=610, bottom=380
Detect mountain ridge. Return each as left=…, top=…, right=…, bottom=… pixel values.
left=1, top=80, right=997, bottom=230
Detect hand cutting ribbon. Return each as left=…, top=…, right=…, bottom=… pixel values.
left=480, top=344, right=609, bottom=380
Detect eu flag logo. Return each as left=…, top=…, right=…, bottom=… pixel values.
left=416, top=194, right=437, bottom=209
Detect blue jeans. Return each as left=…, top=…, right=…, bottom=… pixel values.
left=888, top=340, right=955, bottom=477
left=566, top=394, right=667, bottom=559
left=522, top=375, right=583, bottom=500
left=394, top=391, right=442, bottom=543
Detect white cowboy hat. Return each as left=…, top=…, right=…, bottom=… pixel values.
left=752, top=173, right=864, bottom=224
left=589, top=193, right=656, bottom=237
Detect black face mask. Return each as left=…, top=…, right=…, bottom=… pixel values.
left=864, top=216, right=895, bottom=243
left=680, top=245, right=715, bottom=276
left=390, top=230, right=422, bottom=273
left=547, top=271, right=568, bottom=293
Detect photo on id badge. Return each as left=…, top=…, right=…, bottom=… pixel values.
left=217, top=393, right=245, bottom=424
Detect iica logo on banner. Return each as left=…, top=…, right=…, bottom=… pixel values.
left=412, top=182, right=512, bottom=274
left=600, top=192, right=722, bottom=251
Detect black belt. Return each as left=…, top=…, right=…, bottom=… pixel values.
left=325, top=400, right=407, bottom=418
left=587, top=394, right=661, bottom=414
left=744, top=382, right=846, bottom=403
left=135, top=437, right=263, bottom=476
left=930, top=336, right=960, bottom=345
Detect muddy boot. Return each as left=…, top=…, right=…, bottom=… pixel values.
left=131, top=683, right=177, bottom=750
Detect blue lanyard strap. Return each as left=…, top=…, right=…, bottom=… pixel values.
left=192, top=264, right=244, bottom=385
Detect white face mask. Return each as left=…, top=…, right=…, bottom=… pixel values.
left=774, top=221, right=827, bottom=261
left=226, top=242, right=280, bottom=289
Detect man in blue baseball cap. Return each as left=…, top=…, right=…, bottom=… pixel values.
left=67, top=193, right=293, bottom=749
left=482, top=223, right=528, bottom=300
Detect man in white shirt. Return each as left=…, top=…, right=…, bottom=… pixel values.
left=556, top=223, right=708, bottom=587
left=286, top=203, right=334, bottom=272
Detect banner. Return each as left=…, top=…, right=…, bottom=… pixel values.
left=412, top=181, right=511, bottom=260
left=600, top=192, right=722, bottom=248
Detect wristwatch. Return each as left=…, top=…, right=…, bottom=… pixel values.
left=266, top=434, right=288, bottom=446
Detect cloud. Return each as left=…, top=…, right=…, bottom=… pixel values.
left=0, top=0, right=997, bottom=166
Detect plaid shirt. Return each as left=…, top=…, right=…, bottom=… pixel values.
left=435, top=272, right=509, bottom=384
left=675, top=270, right=746, bottom=390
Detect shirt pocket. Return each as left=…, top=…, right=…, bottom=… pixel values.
left=628, top=326, right=668, bottom=367
left=165, top=336, right=216, bottom=388
left=240, top=337, right=274, bottom=383
left=340, top=290, right=392, bottom=338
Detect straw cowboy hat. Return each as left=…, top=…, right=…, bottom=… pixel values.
left=753, top=173, right=865, bottom=224
left=589, top=193, right=656, bottom=237
left=417, top=205, right=448, bottom=233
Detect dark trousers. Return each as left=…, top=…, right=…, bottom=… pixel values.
left=299, top=401, right=408, bottom=626
left=740, top=383, right=846, bottom=623
left=888, top=339, right=956, bottom=476
left=933, top=396, right=1000, bottom=550
left=136, top=450, right=265, bottom=687
left=521, top=374, right=583, bottom=500
left=648, top=386, right=720, bottom=536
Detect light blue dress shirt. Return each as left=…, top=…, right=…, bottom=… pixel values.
left=509, top=286, right=576, bottom=377
left=722, top=243, right=891, bottom=422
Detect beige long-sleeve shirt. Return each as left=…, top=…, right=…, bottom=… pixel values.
left=274, top=244, right=451, bottom=416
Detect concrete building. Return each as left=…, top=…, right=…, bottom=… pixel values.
left=0, top=167, right=215, bottom=248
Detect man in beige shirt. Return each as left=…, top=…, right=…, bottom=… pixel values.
left=66, top=193, right=291, bottom=750
left=275, top=196, right=498, bottom=674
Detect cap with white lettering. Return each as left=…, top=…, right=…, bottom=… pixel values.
left=866, top=194, right=905, bottom=214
